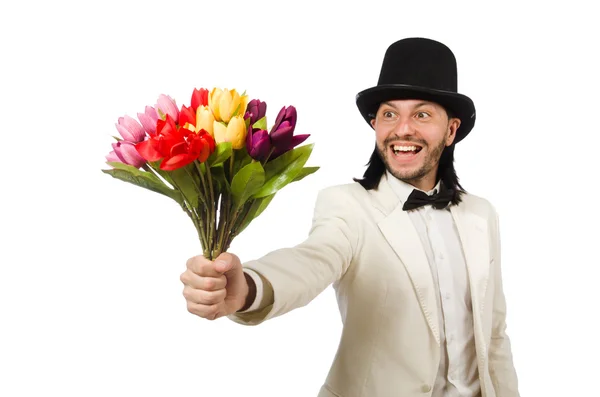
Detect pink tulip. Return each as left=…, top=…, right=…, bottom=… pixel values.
left=109, top=141, right=146, bottom=168
left=155, top=94, right=179, bottom=123
left=105, top=150, right=120, bottom=163
left=137, top=106, right=159, bottom=136
left=115, top=115, right=146, bottom=143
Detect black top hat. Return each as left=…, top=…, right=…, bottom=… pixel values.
left=356, top=37, right=476, bottom=143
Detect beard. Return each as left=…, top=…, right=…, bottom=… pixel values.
left=377, top=136, right=446, bottom=183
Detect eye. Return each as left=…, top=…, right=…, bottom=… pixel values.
left=416, top=111, right=430, bottom=119
left=381, top=110, right=397, bottom=119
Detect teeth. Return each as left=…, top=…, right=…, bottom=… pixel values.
left=393, top=145, right=418, bottom=152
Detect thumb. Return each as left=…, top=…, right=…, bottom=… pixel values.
left=213, top=253, right=239, bottom=275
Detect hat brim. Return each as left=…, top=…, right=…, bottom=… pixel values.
left=355, top=84, right=476, bottom=143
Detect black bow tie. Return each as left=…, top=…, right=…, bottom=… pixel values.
left=402, top=184, right=456, bottom=211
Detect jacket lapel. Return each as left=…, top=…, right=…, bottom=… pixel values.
left=373, top=177, right=441, bottom=345
left=449, top=204, right=490, bottom=320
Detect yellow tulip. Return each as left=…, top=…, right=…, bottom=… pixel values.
left=195, top=106, right=215, bottom=136
left=213, top=115, right=247, bottom=149
left=208, top=88, right=222, bottom=120
left=209, top=88, right=248, bottom=123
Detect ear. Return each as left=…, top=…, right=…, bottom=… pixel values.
left=446, top=118, right=461, bottom=146
left=370, top=118, right=376, bottom=128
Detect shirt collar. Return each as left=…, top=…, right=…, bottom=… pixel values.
left=385, top=171, right=442, bottom=205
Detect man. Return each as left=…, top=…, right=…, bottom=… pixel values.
left=180, top=37, right=520, bottom=397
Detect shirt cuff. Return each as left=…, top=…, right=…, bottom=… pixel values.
left=238, top=268, right=264, bottom=313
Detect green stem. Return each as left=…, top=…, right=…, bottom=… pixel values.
left=233, top=200, right=254, bottom=235
left=183, top=166, right=203, bottom=199
left=213, top=151, right=237, bottom=257
left=171, top=175, right=209, bottom=257
left=214, top=194, right=229, bottom=258
left=197, top=161, right=217, bottom=258
left=194, top=162, right=212, bottom=255
left=182, top=201, right=209, bottom=258
left=223, top=209, right=242, bottom=252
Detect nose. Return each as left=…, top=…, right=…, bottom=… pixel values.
left=391, top=115, right=416, bottom=136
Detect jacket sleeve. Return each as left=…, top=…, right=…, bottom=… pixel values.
left=227, top=186, right=357, bottom=326
left=488, top=208, right=520, bottom=396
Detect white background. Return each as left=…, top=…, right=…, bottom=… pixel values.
left=1, top=1, right=599, bottom=396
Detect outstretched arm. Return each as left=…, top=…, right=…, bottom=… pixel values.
left=228, top=186, right=357, bottom=325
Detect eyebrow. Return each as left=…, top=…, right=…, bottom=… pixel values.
left=381, top=101, right=436, bottom=110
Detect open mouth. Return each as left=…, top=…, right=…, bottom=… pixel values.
left=390, top=144, right=423, bottom=157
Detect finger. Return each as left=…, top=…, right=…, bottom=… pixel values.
left=213, top=252, right=237, bottom=274
left=186, top=255, right=209, bottom=270
left=186, top=302, right=225, bottom=320
left=186, top=256, right=222, bottom=277
left=180, top=271, right=226, bottom=291
left=183, top=286, right=227, bottom=305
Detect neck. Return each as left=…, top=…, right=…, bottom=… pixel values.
left=402, top=173, right=438, bottom=192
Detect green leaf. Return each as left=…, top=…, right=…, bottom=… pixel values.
left=207, top=142, right=232, bottom=167
left=210, top=164, right=229, bottom=194
left=232, top=146, right=252, bottom=175
left=112, top=135, right=123, bottom=141
left=103, top=162, right=183, bottom=204
left=263, top=144, right=314, bottom=181
left=147, top=160, right=175, bottom=187
left=252, top=116, right=267, bottom=130
left=252, top=193, right=275, bottom=219
left=291, top=166, right=320, bottom=182
left=235, top=194, right=276, bottom=235
left=170, top=164, right=203, bottom=208
left=252, top=144, right=314, bottom=198
left=230, top=161, right=265, bottom=208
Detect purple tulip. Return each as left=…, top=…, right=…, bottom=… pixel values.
left=246, top=127, right=272, bottom=162
left=137, top=106, right=159, bottom=136
left=107, top=141, right=146, bottom=168
left=245, top=99, right=267, bottom=126
left=115, top=115, right=146, bottom=143
left=270, top=105, right=297, bottom=148
left=270, top=133, right=311, bottom=160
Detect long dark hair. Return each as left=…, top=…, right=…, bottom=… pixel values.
left=353, top=110, right=466, bottom=205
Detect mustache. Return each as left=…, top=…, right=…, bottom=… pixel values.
left=383, top=135, right=427, bottom=146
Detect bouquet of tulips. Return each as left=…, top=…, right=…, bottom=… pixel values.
left=103, top=88, right=318, bottom=260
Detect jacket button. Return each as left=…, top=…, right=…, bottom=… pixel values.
left=421, top=384, right=432, bottom=393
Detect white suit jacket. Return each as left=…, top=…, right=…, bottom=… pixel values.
left=229, top=174, right=519, bottom=397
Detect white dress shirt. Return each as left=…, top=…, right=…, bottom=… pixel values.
left=242, top=173, right=481, bottom=396
left=386, top=172, right=480, bottom=397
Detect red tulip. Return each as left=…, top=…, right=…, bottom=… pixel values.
left=191, top=88, right=209, bottom=111
left=135, top=114, right=215, bottom=171
left=179, top=104, right=196, bottom=130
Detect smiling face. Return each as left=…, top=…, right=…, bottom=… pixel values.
left=370, top=99, right=461, bottom=191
